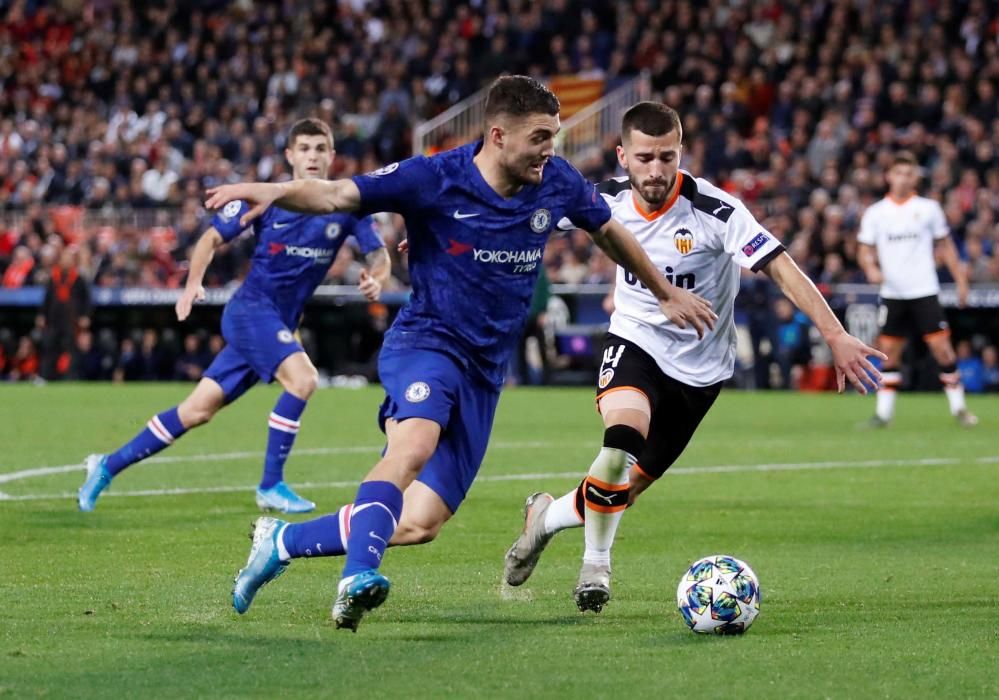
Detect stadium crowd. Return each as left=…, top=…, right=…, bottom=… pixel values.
left=1, top=0, right=998, bottom=384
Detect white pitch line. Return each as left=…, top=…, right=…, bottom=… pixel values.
left=1, top=454, right=995, bottom=503
left=0, top=440, right=569, bottom=486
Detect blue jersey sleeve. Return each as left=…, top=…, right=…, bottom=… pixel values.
left=211, top=200, right=252, bottom=241
left=351, top=157, right=437, bottom=216
left=563, top=166, right=612, bottom=232
left=351, top=215, right=385, bottom=255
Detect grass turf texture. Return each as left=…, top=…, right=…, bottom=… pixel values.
left=1, top=384, right=997, bottom=699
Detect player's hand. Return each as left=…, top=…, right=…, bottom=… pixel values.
left=397, top=239, right=409, bottom=255
left=658, top=287, right=717, bottom=340
left=358, top=269, right=382, bottom=302
left=205, top=183, right=280, bottom=226
left=956, top=279, right=969, bottom=308
left=865, top=267, right=883, bottom=285
left=827, top=329, right=887, bottom=395
left=175, top=285, right=205, bottom=321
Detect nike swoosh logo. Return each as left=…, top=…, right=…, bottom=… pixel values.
left=587, top=485, right=615, bottom=504
left=273, top=222, right=290, bottom=229
left=453, top=210, right=480, bottom=220
left=369, top=531, right=388, bottom=546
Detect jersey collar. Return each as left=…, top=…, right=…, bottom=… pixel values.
left=631, top=172, right=684, bottom=221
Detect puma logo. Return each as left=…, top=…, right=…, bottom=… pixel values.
left=587, top=485, right=616, bottom=505
left=713, top=203, right=731, bottom=216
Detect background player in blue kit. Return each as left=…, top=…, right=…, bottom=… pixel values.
left=78, top=118, right=390, bottom=514
left=206, top=76, right=717, bottom=631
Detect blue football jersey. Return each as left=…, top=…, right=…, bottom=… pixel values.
left=211, top=203, right=383, bottom=327
left=352, top=142, right=611, bottom=389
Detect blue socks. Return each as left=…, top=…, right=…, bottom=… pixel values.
left=342, top=481, right=403, bottom=577
left=282, top=485, right=403, bottom=566
left=260, top=392, right=308, bottom=489
left=282, top=505, right=352, bottom=558
left=105, top=407, right=188, bottom=476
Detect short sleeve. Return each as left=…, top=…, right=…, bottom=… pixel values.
left=211, top=200, right=252, bottom=242
left=562, top=165, right=612, bottom=232
left=351, top=157, right=437, bottom=216
left=929, top=201, right=949, bottom=240
left=857, top=207, right=877, bottom=246
left=351, top=215, right=385, bottom=255
left=723, top=203, right=785, bottom=272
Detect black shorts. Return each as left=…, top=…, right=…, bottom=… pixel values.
left=595, top=333, right=721, bottom=479
left=880, top=295, right=949, bottom=339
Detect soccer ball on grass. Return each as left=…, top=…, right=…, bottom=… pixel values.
left=676, top=555, right=760, bottom=634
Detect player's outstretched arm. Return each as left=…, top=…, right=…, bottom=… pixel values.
left=762, top=251, right=886, bottom=394
left=589, top=218, right=717, bottom=338
left=358, top=248, right=392, bottom=302
left=205, top=179, right=362, bottom=226
left=857, top=242, right=883, bottom=285
left=176, top=227, right=224, bottom=321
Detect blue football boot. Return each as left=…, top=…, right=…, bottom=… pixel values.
left=232, top=517, right=289, bottom=614
left=255, top=481, right=316, bottom=513
left=332, top=569, right=391, bottom=632
left=78, top=454, right=112, bottom=512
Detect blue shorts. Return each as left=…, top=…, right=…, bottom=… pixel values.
left=378, top=348, right=500, bottom=514
left=203, top=302, right=303, bottom=403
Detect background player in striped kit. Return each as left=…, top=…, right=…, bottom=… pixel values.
left=504, top=102, right=885, bottom=612
left=858, top=151, right=978, bottom=428
left=77, top=118, right=390, bottom=514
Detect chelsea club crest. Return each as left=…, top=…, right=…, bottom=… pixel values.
left=405, top=381, right=431, bottom=403
left=530, top=208, right=551, bottom=233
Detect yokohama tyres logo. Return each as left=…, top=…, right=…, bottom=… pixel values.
left=471, top=247, right=543, bottom=264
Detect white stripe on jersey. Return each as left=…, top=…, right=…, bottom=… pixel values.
left=856, top=195, right=948, bottom=300
left=599, top=171, right=783, bottom=387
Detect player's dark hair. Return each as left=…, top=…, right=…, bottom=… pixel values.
left=287, top=118, right=333, bottom=148
left=484, top=75, right=560, bottom=123
left=621, top=102, right=682, bottom=143
left=891, top=150, right=917, bottom=167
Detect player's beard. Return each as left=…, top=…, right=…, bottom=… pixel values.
left=631, top=172, right=676, bottom=208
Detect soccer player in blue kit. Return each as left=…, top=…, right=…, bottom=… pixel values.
left=77, top=118, right=390, bottom=514
left=206, top=76, right=717, bottom=631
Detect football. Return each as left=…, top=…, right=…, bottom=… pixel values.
left=676, top=555, right=761, bottom=634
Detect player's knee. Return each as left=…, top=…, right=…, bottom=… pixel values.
left=286, top=369, right=319, bottom=399
left=180, top=404, right=216, bottom=427
left=604, top=424, right=646, bottom=461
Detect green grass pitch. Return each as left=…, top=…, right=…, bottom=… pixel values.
left=1, top=384, right=997, bottom=698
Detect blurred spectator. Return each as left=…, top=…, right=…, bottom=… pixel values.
left=955, top=340, right=986, bottom=394
left=982, top=345, right=999, bottom=393
left=36, top=247, right=90, bottom=380
left=773, top=298, right=811, bottom=390
left=70, top=328, right=114, bottom=381
left=8, top=336, right=39, bottom=382
left=173, top=333, right=210, bottom=382
left=515, top=267, right=551, bottom=386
